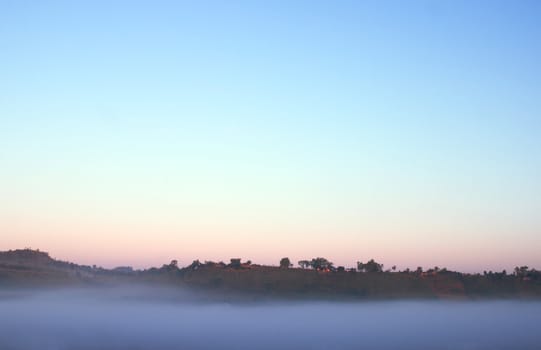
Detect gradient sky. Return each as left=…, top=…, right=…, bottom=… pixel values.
left=1, top=0, right=540, bottom=272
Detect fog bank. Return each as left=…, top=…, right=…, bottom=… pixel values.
left=0, top=288, right=540, bottom=350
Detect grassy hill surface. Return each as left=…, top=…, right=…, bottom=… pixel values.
left=1, top=249, right=540, bottom=300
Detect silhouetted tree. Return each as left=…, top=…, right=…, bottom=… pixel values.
left=188, top=259, right=201, bottom=270
left=514, top=266, right=529, bottom=277
left=229, top=258, right=241, bottom=269
left=357, top=259, right=383, bottom=273
left=310, top=257, right=333, bottom=271
left=280, top=257, right=292, bottom=269
left=161, top=259, right=179, bottom=271
left=298, top=260, right=311, bottom=269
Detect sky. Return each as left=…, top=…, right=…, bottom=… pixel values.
left=1, top=0, right=540, bottom=272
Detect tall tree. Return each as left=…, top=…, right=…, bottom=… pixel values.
left=280, top=257, right=292, bottom=269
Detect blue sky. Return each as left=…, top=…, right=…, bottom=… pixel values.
left=1, top=1, right=540, bottom=271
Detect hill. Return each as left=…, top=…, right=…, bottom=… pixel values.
left=0, top=249, right=540, bottom=300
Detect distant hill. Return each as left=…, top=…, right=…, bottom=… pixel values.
left=0, top=249, right=58, bottom=266
left=0, top=249, right=540, bottom=300
left=0, top=249, right=122, bottom=287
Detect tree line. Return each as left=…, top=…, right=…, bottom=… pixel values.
left=163, top=255, right=540, bottom=281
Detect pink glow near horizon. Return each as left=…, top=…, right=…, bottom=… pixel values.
left=1, top=226, right=535, bottom=273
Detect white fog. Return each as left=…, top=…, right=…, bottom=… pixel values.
left=0, top=288, right=539, bottom=350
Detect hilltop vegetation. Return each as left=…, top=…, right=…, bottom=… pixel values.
left=1, top=249, right=540, bottom=300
